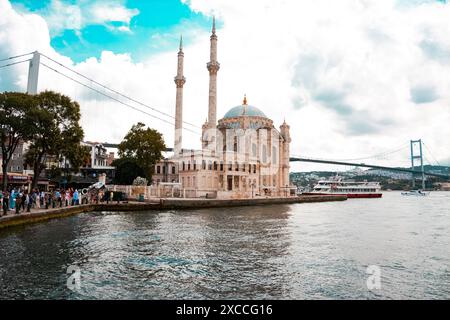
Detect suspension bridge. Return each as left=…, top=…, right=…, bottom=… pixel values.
left=1, top=51, right=449, bottom=188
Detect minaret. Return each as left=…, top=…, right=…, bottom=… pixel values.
left=207, top=16, right=220, bottom=130
left=280, top=120, right=291, bottom=190
left=174, top=35, right=186, bottom=156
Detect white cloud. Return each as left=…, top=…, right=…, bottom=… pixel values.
left=38, top=0, right=139, bottom=35
left=90, top=2, right=139, bottom=32
left=1, top=0, right=449, bottom=171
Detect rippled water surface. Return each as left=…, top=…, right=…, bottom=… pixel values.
left=0, top=192, right=449, bottom=299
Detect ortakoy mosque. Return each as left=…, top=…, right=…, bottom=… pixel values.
left=152, top=18, right=293, bottom=199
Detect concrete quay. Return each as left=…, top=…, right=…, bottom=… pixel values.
left=0, top=195, right=346, bottom=230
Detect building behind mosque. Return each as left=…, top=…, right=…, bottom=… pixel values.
left=152, top=18, right=293, bottom=199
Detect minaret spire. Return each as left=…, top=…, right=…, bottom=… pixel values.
left=174, top=35, right=186, bottom=156
left=205, top=16, right=220, bottom=152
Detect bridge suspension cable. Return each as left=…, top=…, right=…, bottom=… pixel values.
left=295, top=143, right=409, bottom=163
left=0, top=52, right=34, bottom=63
left=39, top=52, right=201, bottom=129
left=40, top=62, right=201, bottom=135
left=422, top=141, right=442, bottom=167
left=0, top=59, right=31, bottom=69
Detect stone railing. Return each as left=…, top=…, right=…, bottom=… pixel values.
left=107, top=185, right=219, bottom=200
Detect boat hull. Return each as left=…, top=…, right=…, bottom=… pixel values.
left=302, top=192, right=382, bottom=199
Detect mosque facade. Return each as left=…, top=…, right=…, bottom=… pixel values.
left=153, top=18, right=292, bottom=199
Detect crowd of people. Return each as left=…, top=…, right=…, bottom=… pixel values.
left=0, top=187, right=118, bottom=217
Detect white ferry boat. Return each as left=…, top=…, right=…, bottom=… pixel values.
left=303, top=176, right=382, bottom=198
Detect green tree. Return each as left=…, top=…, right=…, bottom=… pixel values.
left=118, top=122, right=165, bottom=180
left=112, top=158, right=146, bottom=185
left=25, top=91, right=84, bottom=190
left=0, top=92, right=36, bottom=191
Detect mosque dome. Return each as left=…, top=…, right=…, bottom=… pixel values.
left=222, top=95, right=267, bottom=119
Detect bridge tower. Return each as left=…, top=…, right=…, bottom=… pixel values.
left=27, top=51, right=40, bottom=94
left=410, top=139, right=425, bottom=190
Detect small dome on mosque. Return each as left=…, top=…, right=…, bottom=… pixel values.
left=222, top=95, right=268, bottom=119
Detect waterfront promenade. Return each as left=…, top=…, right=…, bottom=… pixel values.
left=0, top=195, right=346, bottom=230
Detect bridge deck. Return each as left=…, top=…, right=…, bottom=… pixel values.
left=290, top=157, right=449, bottom=179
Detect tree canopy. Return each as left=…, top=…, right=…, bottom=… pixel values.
left=0, top=92, right=36, bottom=191
left=23, top=91, right=85, bottom=189
left=112, top=158, right=146, bottom=185
left=118, top=122, right=165, bottom=180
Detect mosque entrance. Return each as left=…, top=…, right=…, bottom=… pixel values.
left=227, top=176, right=233, bottom=191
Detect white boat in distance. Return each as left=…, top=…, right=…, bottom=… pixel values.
left=302, top=175, right=382, bottom=199
left=401, top=190, right=430, bottom=196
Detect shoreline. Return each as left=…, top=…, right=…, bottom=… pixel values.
left=0, top=195, right=346, bottom=230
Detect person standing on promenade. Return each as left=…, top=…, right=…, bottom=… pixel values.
left=40, top=190, right=45, bottom=207
left=2, top=192, right=9, bottom=216
left=26, top=192, right=32, bottom=212
left=55, top=189, right=61, bottom=207
left=15, top=192, right=22, bottom=214
left=73, top=189, right=79, bottom=205
left=44, top=192, right=49, bottom=209
left=65, top=189, right=70, bottom=206
left=61, top=190, right=65, bottom=207
left=21, top=191, right=26, bottom=211
left=10, top=188, right=15, bottom=210
left=51, top=191, right=55, bottom=208
left=70, top=188, right=74, bottom=205
left=35, top=190, right=40, bottom=209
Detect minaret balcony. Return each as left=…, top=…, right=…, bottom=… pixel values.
left=174, top=76, right=186, bottom=87
left=207, top=61, right=220, bottom=73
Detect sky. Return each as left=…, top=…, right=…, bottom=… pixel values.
left=0, top=0, right=449, bottom=172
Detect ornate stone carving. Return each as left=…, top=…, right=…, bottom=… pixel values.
left=174, top=76, right=186, bottom=88
left=207, top=61, right=221, bottom=75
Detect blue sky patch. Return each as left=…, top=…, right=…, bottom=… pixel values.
left=11, top=0, right=212, bottom=63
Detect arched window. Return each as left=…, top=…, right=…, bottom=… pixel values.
left=202, top=160, right=206, bottom=170
left=182, top=162, right=185, bottom=171
left=262, top=145, right=267, bottom=163
left=272, top=146, right=277, bottom=164
left=214, top=161, right=218, bottom=170
left=235, top=162, right=239, bottom=171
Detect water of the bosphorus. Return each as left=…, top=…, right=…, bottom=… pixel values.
left=0, top=192, right=449, bottom=299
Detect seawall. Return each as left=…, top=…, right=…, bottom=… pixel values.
left=158, top=195, right=346, bottom=209
left=0, top=195, right=346, bottom=230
